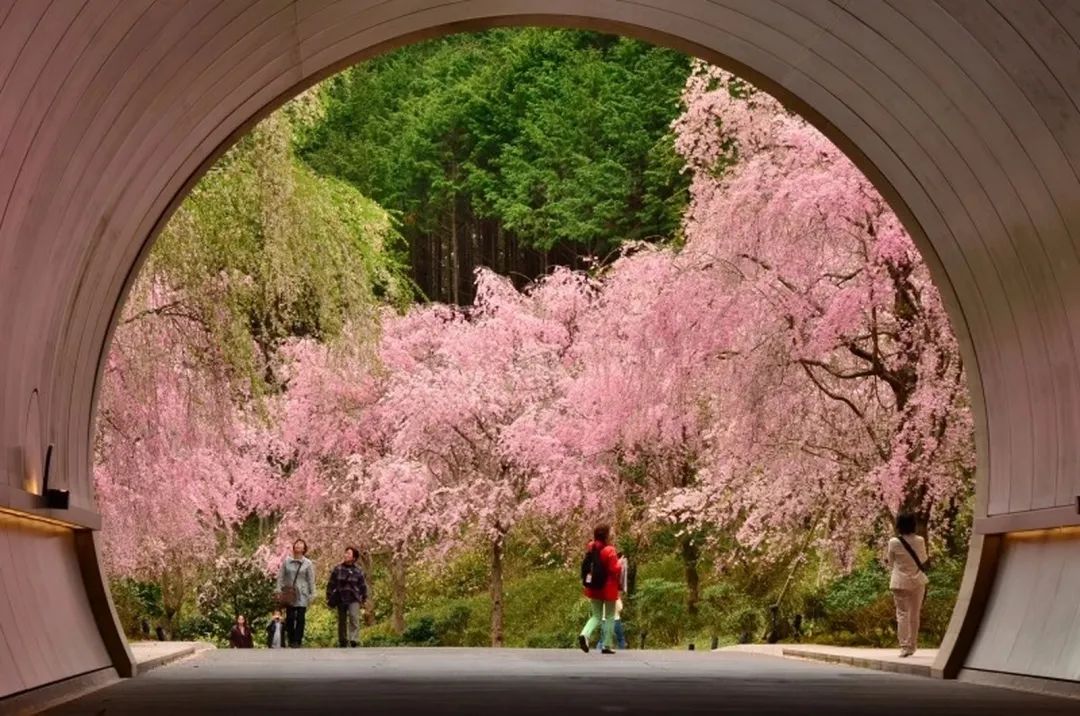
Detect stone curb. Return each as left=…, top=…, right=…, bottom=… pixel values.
left=135, top=642, right=216, bottom=676
left=781, top=647, right=932, bottom=678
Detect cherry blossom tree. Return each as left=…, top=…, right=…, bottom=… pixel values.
left=518, top=62, right=973, bottom=605
left=270, top=325, right=445, bottom=632
left=94, top=277, right=278, bottom=632
left=522, top=245, right=741, bottom=615
left=666, top=62, right=973, bottom=561
left=377, top=268, right=603, bottom=646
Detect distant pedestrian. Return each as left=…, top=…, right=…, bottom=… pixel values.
left=326, top=546, right=368, bottom=648
left=229, top=614, right=254, bottom=649
left=277, top=538, right=316, bottom=648
left=598, top=550, right=630, bottom=651
left=578, top=523, right=622, bottom=655
left=265, top=610, right=285, bottom=649
left=884, top=513, right=929, bottom=657
left=598, top=597, right=628, bottom=652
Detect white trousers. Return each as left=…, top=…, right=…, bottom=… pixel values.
left=891, top=583, right=926, bottom=652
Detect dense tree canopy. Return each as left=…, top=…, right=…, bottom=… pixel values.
left=149, top=98, right=410, bottom=395
left=300, top=29, right=690, bottom=304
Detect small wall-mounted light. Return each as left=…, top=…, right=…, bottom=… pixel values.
left=41, top=443, right=69, bottom=510
left=45, top=489, right=69, bottom=510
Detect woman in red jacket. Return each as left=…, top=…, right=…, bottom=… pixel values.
left=578, top=523, right=622, bottom=654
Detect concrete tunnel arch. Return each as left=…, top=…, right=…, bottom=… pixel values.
left=2, top=0, right=1080, bottom=700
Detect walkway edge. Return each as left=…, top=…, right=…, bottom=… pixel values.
left=781, top=647, right=932, bottom=678
left=135, top=642, right=216, bottom=675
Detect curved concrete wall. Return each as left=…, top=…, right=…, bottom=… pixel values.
left=1, top=0, right=1079, bottom=697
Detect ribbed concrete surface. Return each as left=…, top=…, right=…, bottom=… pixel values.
left=42, top=649, right=1080, bottom=716
left=3, top=0, right=1080, bottom=697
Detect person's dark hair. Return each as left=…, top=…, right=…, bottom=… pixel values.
left=293, top=538, right=308, bottom=555
left=895, top=513, right=917, bottom=536
left=345, top=546, right=360, bottom=561
left=593, top=524, right=611, bottom=544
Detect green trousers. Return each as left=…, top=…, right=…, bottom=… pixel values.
left=581, top=598, right=617, bottom=647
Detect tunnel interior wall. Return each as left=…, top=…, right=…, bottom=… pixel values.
left=964, top=530, right=1080, bottom=682
left=0, top=514, right=111, bottom=696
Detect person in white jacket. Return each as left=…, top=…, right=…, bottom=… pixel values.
left=884, top=513, right=929, bottom=657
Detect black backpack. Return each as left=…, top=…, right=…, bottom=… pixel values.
left=580, top=545, right=608, bottom=589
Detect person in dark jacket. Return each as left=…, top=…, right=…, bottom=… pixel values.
left=228, top=614, right=254, bottom=649
left=326, top=546, right=368, bottom=647
left=265, top=610, right=285, bottom=649
left=578, top=524, right=622, bottom=655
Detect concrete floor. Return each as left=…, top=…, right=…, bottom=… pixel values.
left=44, top=648, right=1077, bottom=715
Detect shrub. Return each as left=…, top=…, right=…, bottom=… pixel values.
left=110, top=578, right=164, bottom=639
left=811, top=556, right=894, bottom=646
left=174, top=613, right=220, bottom=644
left=698, top=583, right=763, bottom=643
left=302, top=602, right=340, bottom=647
left=196, top=553, right=277, bottom=639
left=809, top=549, right=966, bottom=647
left=402, top=616, right=438, bottom=645
left=362, top=625, right=405, bottom=647
left=430, top=603, right=472, bottom=644
left=633, top=578, right=689, bottom=646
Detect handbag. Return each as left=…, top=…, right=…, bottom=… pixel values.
left=898, top=536, right=930, bottom=574
left=277, top=560, right=303, bottom=605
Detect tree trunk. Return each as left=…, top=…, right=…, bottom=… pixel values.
left=490, top=532, right=505, bottom=648
left=391, top=551, right=407, bottom=636
left=451, top=192, right=460, bottom=305
left=680, top=533, right=700, bottom=618
left=359, top=549, right=376, bottom=626
left=158, top=568, right=188, bottom=640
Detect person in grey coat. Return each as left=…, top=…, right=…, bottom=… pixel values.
left=277, top=539, right=316, bottom=648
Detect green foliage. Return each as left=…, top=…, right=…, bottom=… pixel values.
left=802, top=550, right=965, bottom=647
left=174, top=613, right=220, bottom=645
left=698, top=583, right=762, bottom=643
left=407, top=544, right=492, bottom=606
left=398, top=603, right=473, bottom=645
left=920, top=555, right=966, bottom=640
left=110, top=578, right=164, bottom=638
left=300, top=28, right=690, bottom=261
left=632, top=578, right=690, bottom=645
left=360, top=550, right=587, bottom=648
left=195, top=554, right=277, bottom=639
left=811, top=556, right=895, bottom=646
left=126, top=541, right=965, bottom=650
left=148, top=103, right=411, bottom=396
left=299, top=602, right=340, bottom=648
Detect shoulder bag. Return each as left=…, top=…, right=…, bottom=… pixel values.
left=277, top=560, right=303, bottom=606
left=898, top=536, right=931, bottom=574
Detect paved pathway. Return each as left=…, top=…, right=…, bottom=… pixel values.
left=44, top=647, right=1076, bottom=715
